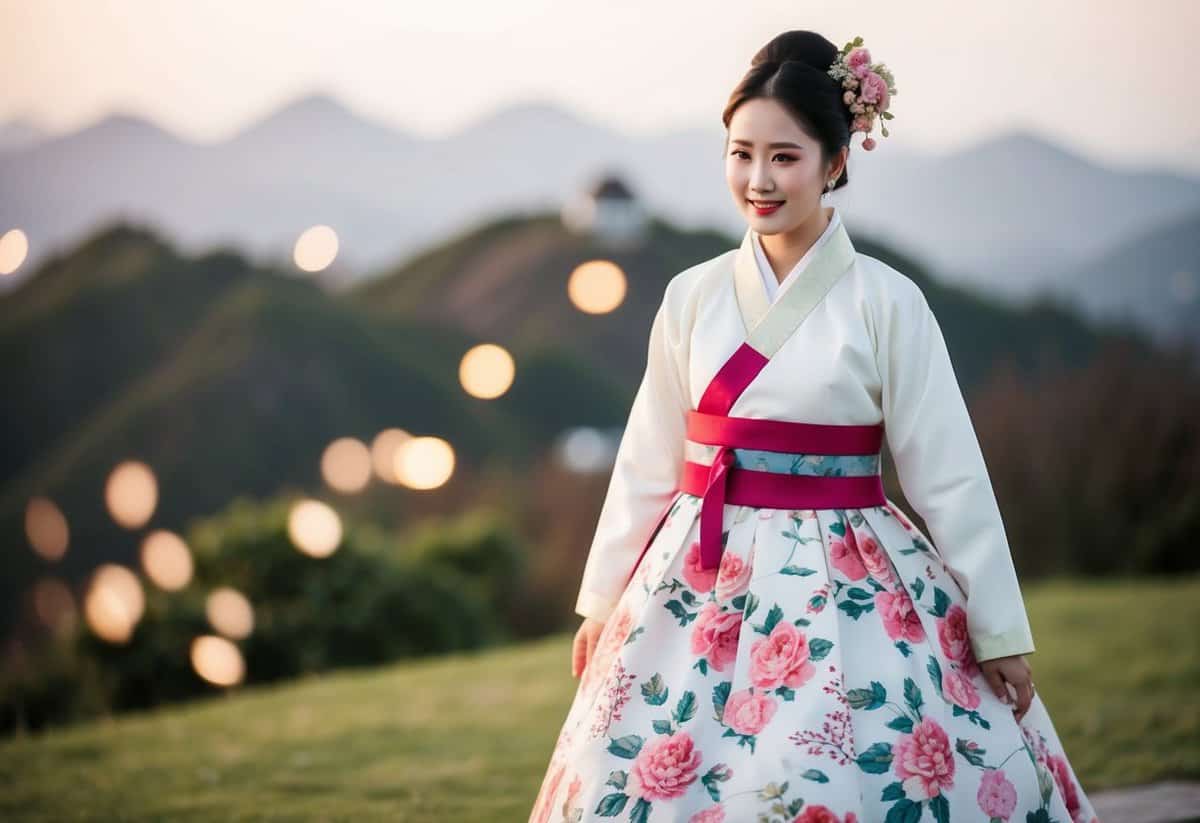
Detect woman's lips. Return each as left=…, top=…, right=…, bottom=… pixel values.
left=748, top=199, right=784, bottom=216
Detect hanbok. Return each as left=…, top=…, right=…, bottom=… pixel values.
left=529, top=206, right=1099, bottom=823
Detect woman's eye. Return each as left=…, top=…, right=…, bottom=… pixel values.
left=773, top=153, right=796, bottom=162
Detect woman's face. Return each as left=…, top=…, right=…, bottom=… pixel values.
left=724, top=97, right=832, bottom=235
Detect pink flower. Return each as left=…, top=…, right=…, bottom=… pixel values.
left=856, top=533, right=894, bottom=585
left=860, top=71, right=891, bottom=110
left=629, top=731, right=703, bottom=801
left=830, top=528, right=867, bottom=580
left=689, top=806, right=725, bottom=823
left=682, top=541, right=719, bottom=593
left=690, top=602, right=742, bottom=672
left=749, top=621, right=817, bottom=690
left=1047, top=755, right=1083, bottom=820
left=937, top=604, right=980, bottom=677
left=715, top=549, right=752, bottom=601
left=875, top=587, right=926, bottom=643
left=893, top=718, right=955, bottom=800
left=723, top=688, right=778, bottom=735
left=977, top=768, right=1017, bottom=819
left=846, top=47, right=872, bottom=78
left=794, top=806, right=855, bottom=823
left=942, top=667, right=981, bottom=711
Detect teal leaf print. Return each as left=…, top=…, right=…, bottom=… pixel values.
left=712, top=681, right=731, bottom=717
left=630, top=796, right=651, bottom=823
left=895, top=640, right=912, bottom=657
left=774, top=685, right=795, bottom=701
left=606, top=770, right=628, bottom=789
left=700, top=764, right=732, bottom=802
left=868, top=576, right=889, bottom=592
left=641, top=673, right=668, bottom=706
left=847, top=680, right=887, bottom=710
left=886, top=714, right=913, bottom=733
left=930, top=794, right=949, bottom=823
left=955, top=738, right=987, bottom=767
left=793, top=617, right=812, bottom=627
left=855, top=741, right=893, bottom=774
left=730, top=594, right=747, bottom=610
left=838, top=599, right=873, bottom=620
left=884, top=797, right=921, bottom=822
left=808, top=637, right=834, bottom=662
left=665, top=599, right=696, bottom=626
left=781, top=565, right=818, bottom=576
left=881, top=781, right=905, bottom=800
left=594, top=792, right=628, bottom=816
left=1025, top=808, right=1053, bottom=823
left=652, top=719, right=673, bottom=734
left=693, top=658, right=709, bottom=675
left=743, top=591, right=760, bottom=620
left=927, top=656, right=944, bottom=699
left=801, top=768, right=830, bottom=783
left=909, top=577, right=926, bottom=601
left=903, top=677, right=925, bottom=718
left=808, top=593, right=828, bottom=612
left=673, top=690, right=697, bottom=725
left=755, top=603, right=784, bottom=635
left=930, top=587, right=951, bottom=618
left=607, top=734, right=644, bottom=759
left=829, top=519, right=847, bottom=537
left=951, top=704, right=992, bottom=729
left=680, top=590, right=699, bottom=607
left=847, top=587, right=874, bottom=601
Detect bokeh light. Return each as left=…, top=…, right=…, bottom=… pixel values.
left=83, top=564, right=145, bottom=644
left=370, top=427, right=412, bottom=484
left=293, top=224, right=339, bottom=272
left=321, top=436, right=372, bottom=493
left=105, top=460, right=158, bottom=529
left=567, top=259, right=626, bottom=314
left=0, top=228, right=29, bottom=275
left=190, top=635, right=245, bottom=687
left=24, top=496, right=69, bottom=561
left=459, top=343, right=516, bottom=399
left=287, top=498, right=343, bottom=557
left=205, top=586, right=254, bottom=639
left=140, top=529, right=194, bottom=591
left=394, top=436, right=455, bottom=490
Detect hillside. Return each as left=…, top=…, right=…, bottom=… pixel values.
left=0, top=575, right=1196, bottom=820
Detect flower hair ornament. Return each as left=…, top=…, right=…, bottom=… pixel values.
left=826, top=36, right=897, bottom=151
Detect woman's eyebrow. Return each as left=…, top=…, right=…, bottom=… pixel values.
left=729, top=139, right=804, bottom=148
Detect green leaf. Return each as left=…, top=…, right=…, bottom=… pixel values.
left=673, top=690, right=697, bottom=725
left=855, top=741, right=893, bottom=774
left=781, top=565, right=817, bottom=576
left=808, top=637, right=834, bottom=662
left=607, top=734, right=644, bottom=759
left=903, top=677, right=924, bottom=717
left=641, top=673, right=669, bottom=706
left=594, top=792, right=628, bottom=817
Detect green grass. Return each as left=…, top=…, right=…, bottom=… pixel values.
left=1, top=575, right=1197, bottom=821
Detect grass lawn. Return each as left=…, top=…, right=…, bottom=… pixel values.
left=1, top=574, right=1196, bottom=821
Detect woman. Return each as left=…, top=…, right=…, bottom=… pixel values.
left=530, top=30, right=1098, bottom=823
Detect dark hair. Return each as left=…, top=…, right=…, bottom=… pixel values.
left=722, top=30, right=853, bottom=191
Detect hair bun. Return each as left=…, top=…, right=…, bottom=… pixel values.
left=751, top=30, right=837, bottom=74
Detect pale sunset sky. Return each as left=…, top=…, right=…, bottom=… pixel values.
left=2, top=0, right=1197, bottom=173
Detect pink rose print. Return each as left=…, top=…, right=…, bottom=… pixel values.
left=690, top=602, right=742, bottom=673
left=942, top=667, right=981, bottom=711
left=749, top=621, right=817, bottom=690
left=723, top=687, right=778, bottom=735
left=875, top=587, right=926, bottom=643
left=893, top=717, right=955, bottom=800
left=629, top=731, right=703, bottom=802
left=794, top=806, right=857, bottom=823
left=937, top=604, right=981, bottom=677
left=689, top=805, right=726, bottom=823
left=1047, top=754, right=1083, bottom=820
left=682, top=541, right=719, bottom=593
left=830, top=527, right=867, bottom=580
left=856, top=533, right=894, bottom=585
left=715, top=549, right=752, bottom=601
left=846, top=46, right=872, bottom=78
left=977, top=768, right=1017, bottom=819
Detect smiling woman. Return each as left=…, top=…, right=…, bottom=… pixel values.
left=528, top=29, right=1099, bottom=823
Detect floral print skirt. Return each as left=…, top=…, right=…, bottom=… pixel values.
left=529, top=496, right=1099, bottom=823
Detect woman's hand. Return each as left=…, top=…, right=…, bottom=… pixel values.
left=979, top=654, right=1035, bottom=722
left=572, top=618, right=606, bottom=679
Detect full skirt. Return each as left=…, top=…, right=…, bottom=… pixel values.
left=529, top=495, right=1099, bottom=823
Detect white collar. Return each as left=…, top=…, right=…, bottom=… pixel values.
left=752, top=206, right=843, bottom=304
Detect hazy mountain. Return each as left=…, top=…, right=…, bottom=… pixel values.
left=4, top=95, right=1199, bottom=306
left=1040, top=209, right=1200, bottom=349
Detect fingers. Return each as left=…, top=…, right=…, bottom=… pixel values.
left=1013, top=677, right=1034, bottom=722
left=571, top=629, right=586, bottom=678
left=983, top=666, right=1009, bottom=705
left=586, top=627, right=600, bottom=676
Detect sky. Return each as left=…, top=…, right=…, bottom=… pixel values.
left=2, top=0, right=1198, bottom=173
